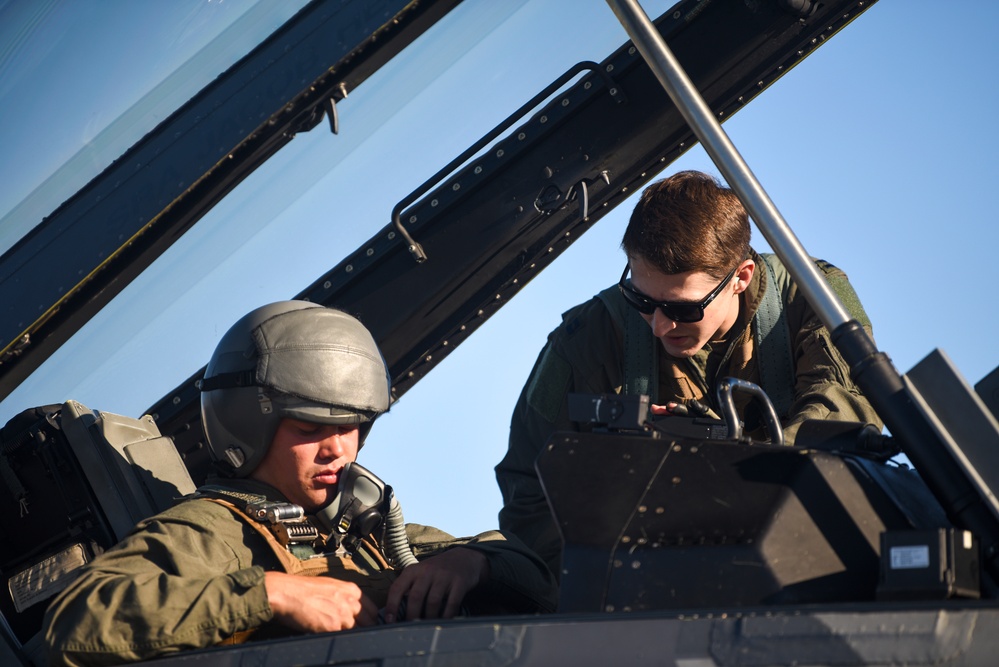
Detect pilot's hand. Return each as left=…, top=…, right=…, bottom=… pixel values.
left=652, top=399, right=711, bottom=418
left=264, top=571, right=378, bottom=632
left=383, top=547, right=489, bottom=622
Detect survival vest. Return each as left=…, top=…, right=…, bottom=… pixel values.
left=194, top=484, right=398, bottom=646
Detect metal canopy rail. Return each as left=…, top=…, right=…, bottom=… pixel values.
left=0, top=0, right=463, bottom=400
left=146, top=0, right=881, bottom=485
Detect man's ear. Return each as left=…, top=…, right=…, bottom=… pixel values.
left=734, top=259, right=755, bottom=294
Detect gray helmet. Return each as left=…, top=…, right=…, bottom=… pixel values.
left=200, top=301, right=391, bottom=477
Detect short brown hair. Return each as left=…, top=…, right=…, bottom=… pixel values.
left=621, top=171, right=749, bottom=278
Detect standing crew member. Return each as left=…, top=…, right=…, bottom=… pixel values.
left=496, top=171, right=882, bottom=575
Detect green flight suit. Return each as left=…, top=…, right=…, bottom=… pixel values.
left=496, top=249, right=883, bottom=576
left=44, top=477, right=557, bottom=666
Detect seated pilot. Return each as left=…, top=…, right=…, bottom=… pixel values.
left=45, top=301, right=556, bottom=666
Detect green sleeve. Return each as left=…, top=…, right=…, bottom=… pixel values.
left=496, top=297, right=623, bottom=577
left=405, top=524, right=558, bottom=614
left=44, top=500, right=273, bottom=666
left=782, top=262, right=883, bottom=443
left=496, top=340, right=571, bottom=576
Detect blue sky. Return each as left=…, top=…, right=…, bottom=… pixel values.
left=2, top=0, right=998, bottom=539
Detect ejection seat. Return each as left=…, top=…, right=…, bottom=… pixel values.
left=0, top=400, right=196, bottom=663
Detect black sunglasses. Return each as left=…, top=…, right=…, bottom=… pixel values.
left=618, top=263, right=739, bottom=323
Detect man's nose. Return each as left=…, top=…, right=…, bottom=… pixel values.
left=649, top=307, right=678, bottom=337
left=319, top=433, right=347, bottom=459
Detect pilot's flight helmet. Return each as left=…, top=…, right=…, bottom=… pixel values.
left=200, top=301, right=391, bottom=477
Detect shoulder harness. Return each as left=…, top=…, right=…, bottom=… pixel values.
left=194, top=485, right=325, bottom=561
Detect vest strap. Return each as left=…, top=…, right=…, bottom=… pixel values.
left=754, top=254, right=795, bottom=417
left=597, top=287, right=658, bottom=404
